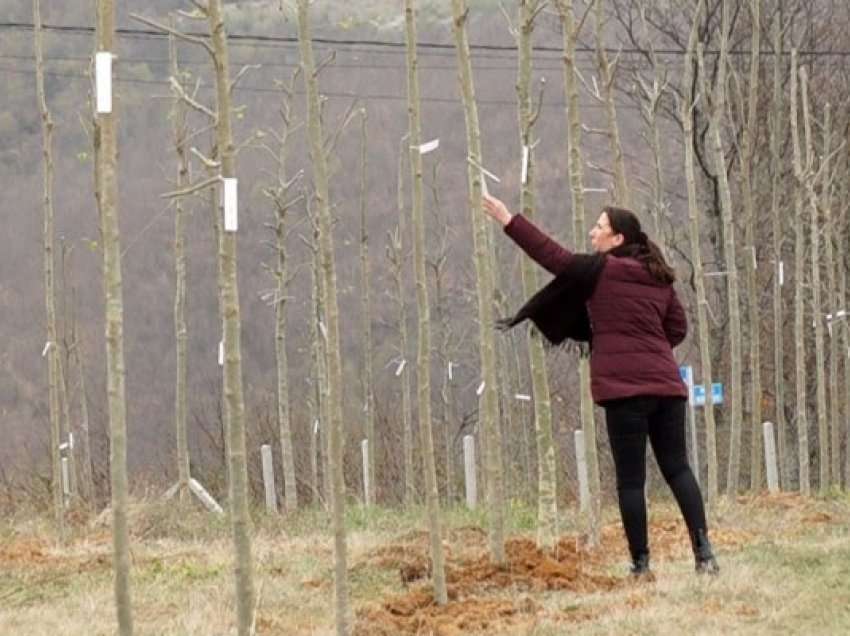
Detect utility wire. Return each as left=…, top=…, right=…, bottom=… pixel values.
left=3, top=21, right=850, bottom=58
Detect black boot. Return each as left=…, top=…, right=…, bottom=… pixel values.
left=691, top=529, right=719, bottom=575
left=630, top=551, right=652, bottom=578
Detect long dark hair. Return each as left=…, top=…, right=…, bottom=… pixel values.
left=604, top=206, right=675, bottom=284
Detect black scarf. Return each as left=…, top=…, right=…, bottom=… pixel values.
left=497, top=252, right=610, bottom=346
left=498, top=243, right=650, bottom=345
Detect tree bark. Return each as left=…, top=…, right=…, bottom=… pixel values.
left=790, top=49, right=811, bottom=495
left=403, top=0, right=447, bottom=603
left=451, top=0, right=506, bottom=565
left=800, top=68, right=829, bottom=493
left=682, top=0, right=718, bottom=507
left=206, top=1, right=255, bottom=631
left=94, top=0, right=133, bottom=632
left=168, top=25, right=191, bottom=499
left=740, top=0, right=763, bottom=492
left=699, top=0, right=744, bottom=495
left=358, top=110, right=376, bottom=506
left=33, top=0, right=65, bottom=540
left=516, top=0, right=558, bottom=550
left=769, top=8, right=790, bottom=490
left=557, top=0, right=601, bottom=545
left=297, top=1, right=351, bottom=631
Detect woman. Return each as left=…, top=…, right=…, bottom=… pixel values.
left=482, top=193, right=719, bottom=577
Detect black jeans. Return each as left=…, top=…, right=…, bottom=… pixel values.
left=603, top=395, right=708, bottom=560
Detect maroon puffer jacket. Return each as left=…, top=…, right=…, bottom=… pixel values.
left=505, top=214, right=687, bottom=404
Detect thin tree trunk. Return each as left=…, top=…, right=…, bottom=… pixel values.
left=358, top=110, right=376, bottom=506
left=206, top=1, right=255, bottom=631
left=297, top=1, right=351, bottom=632
left=33, top=0, right=65, bottom=540
left=557, top=0, right=601, bottom=545
left=403, top=0, right=447, bottom=603
left=800, top=68, right=828, bottom=493
left=517, top=0, right=558, bottom=550
left=168, top=26, right=191, bottom=498
left=769, top=9, right=790, bottom=490
left=70, top=311, right=95, bottom=505
left=594, top=0, right=630, bottom=208
left=822, top=106, right=840, bottom=490
left=271, top=81, right=299, bottom=514
left=451, top=0, right=505, bottom=565
left=741, top=0, right=762, bottom=492
left=700, top=0, right=744, bottom=495
left=391, top=138, right=415, bottom=506
left=790, top=49, right=810, bottom=495
left=682, top=0, right=718, bottom=507
left=94, top=0, right=133, bottom=632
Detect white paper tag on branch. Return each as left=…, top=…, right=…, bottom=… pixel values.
left=313, top=419, right=319, bottom=435
left=476, top=381, right=486, bottom=396
left=69, top=433, right=75, bottom=450
left=95, top=51, right=113, bottom=114
left=779, top=260, right=784, bottom=287
left=41, top=341, right=53, bottom=357
left=222, top=178, right=238, bottom=232
left=447, top=362, right=454, bottom=381
left=514, top=393, right=531, bottom=401
left=395, top=358, right=407, bottom=377
left=417, top=138, right=440, bottom=155
left=218, top=340, right=224, bottom=366
left=521, top=145, right=529, bottom=185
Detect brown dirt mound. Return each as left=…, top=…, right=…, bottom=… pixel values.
left=450, top=537, right=621, bottom=593
left=0, top=538, right=52, bottom=566
left=355, top=535, right=621, bottom=634
left=354, top=587, right=541, bottom=636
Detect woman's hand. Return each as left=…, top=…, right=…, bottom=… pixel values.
left=482, top=193, right=513, bottom=227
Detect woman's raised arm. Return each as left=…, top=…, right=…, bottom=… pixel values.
left=482, top=194, right=574, bottom=274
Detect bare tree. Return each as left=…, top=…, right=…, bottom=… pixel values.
left=697, top=0, right=744, bottom=495
left=790, top=49, right=811, bottom=495
left=386, top=137, right=415, bottom=505
left=680, top=0, right=718, bottom=507
left=769, top=7, right=790, bottom=490
left=357, top=109, right=377, bottom=506
left=556, top=0, right=602, bottom=545
left=800, top=67, right=828, bottom=493
left=403, top=0, right=447, bottom=603
left=513, top=0, right=559, bottom=549
left=297, top=0, right=351, bottom=631
left=451, top=0, right=506, bottom=565
left=95, top=0, right=133, bottom=631
left=168, top=23, right=191, bottom=501
left=735, top=0, right=763, bottom=492
left=33, top=0, right=65, bottom=541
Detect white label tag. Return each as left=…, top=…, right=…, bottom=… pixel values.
left=521, top=145, right=529, bottom=185
left=96, top=52, right=113, bottom=114
left=69, top=433, right=74, bottom=450
left=476, top=381, right=486, bottom=396
left=448, top=362, right=454, bottom=381
left=514, top=393, right=531, bottom=401
left=418, top=138, right=439, bottom=155
left=313, top=419, right=319, bottom=435
left=41, top=341, right=52, bottom=357
left=223, top=178, right=238, bottom=232
left=779, top=261, right=784, bottom=287
left=395, top=358, right=407, bottom=377
left=218, top=340, right=224, bottom=366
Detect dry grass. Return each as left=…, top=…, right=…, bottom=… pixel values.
left=1, top=492, right=849, bottom=635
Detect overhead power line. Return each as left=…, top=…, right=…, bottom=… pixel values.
left=3, top=21, right=850, bottom=59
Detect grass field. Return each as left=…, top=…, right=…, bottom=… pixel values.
left=2, top=492, right=849, bottom=635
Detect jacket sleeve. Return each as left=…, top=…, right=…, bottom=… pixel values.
left=663, top=287, right=688, bottom=347
left=503, top=213, right=574, bottom=274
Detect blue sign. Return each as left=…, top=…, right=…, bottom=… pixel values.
left=693, top=383, right=723, bottom=407
left=679, top=365, right=694, bottom=404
